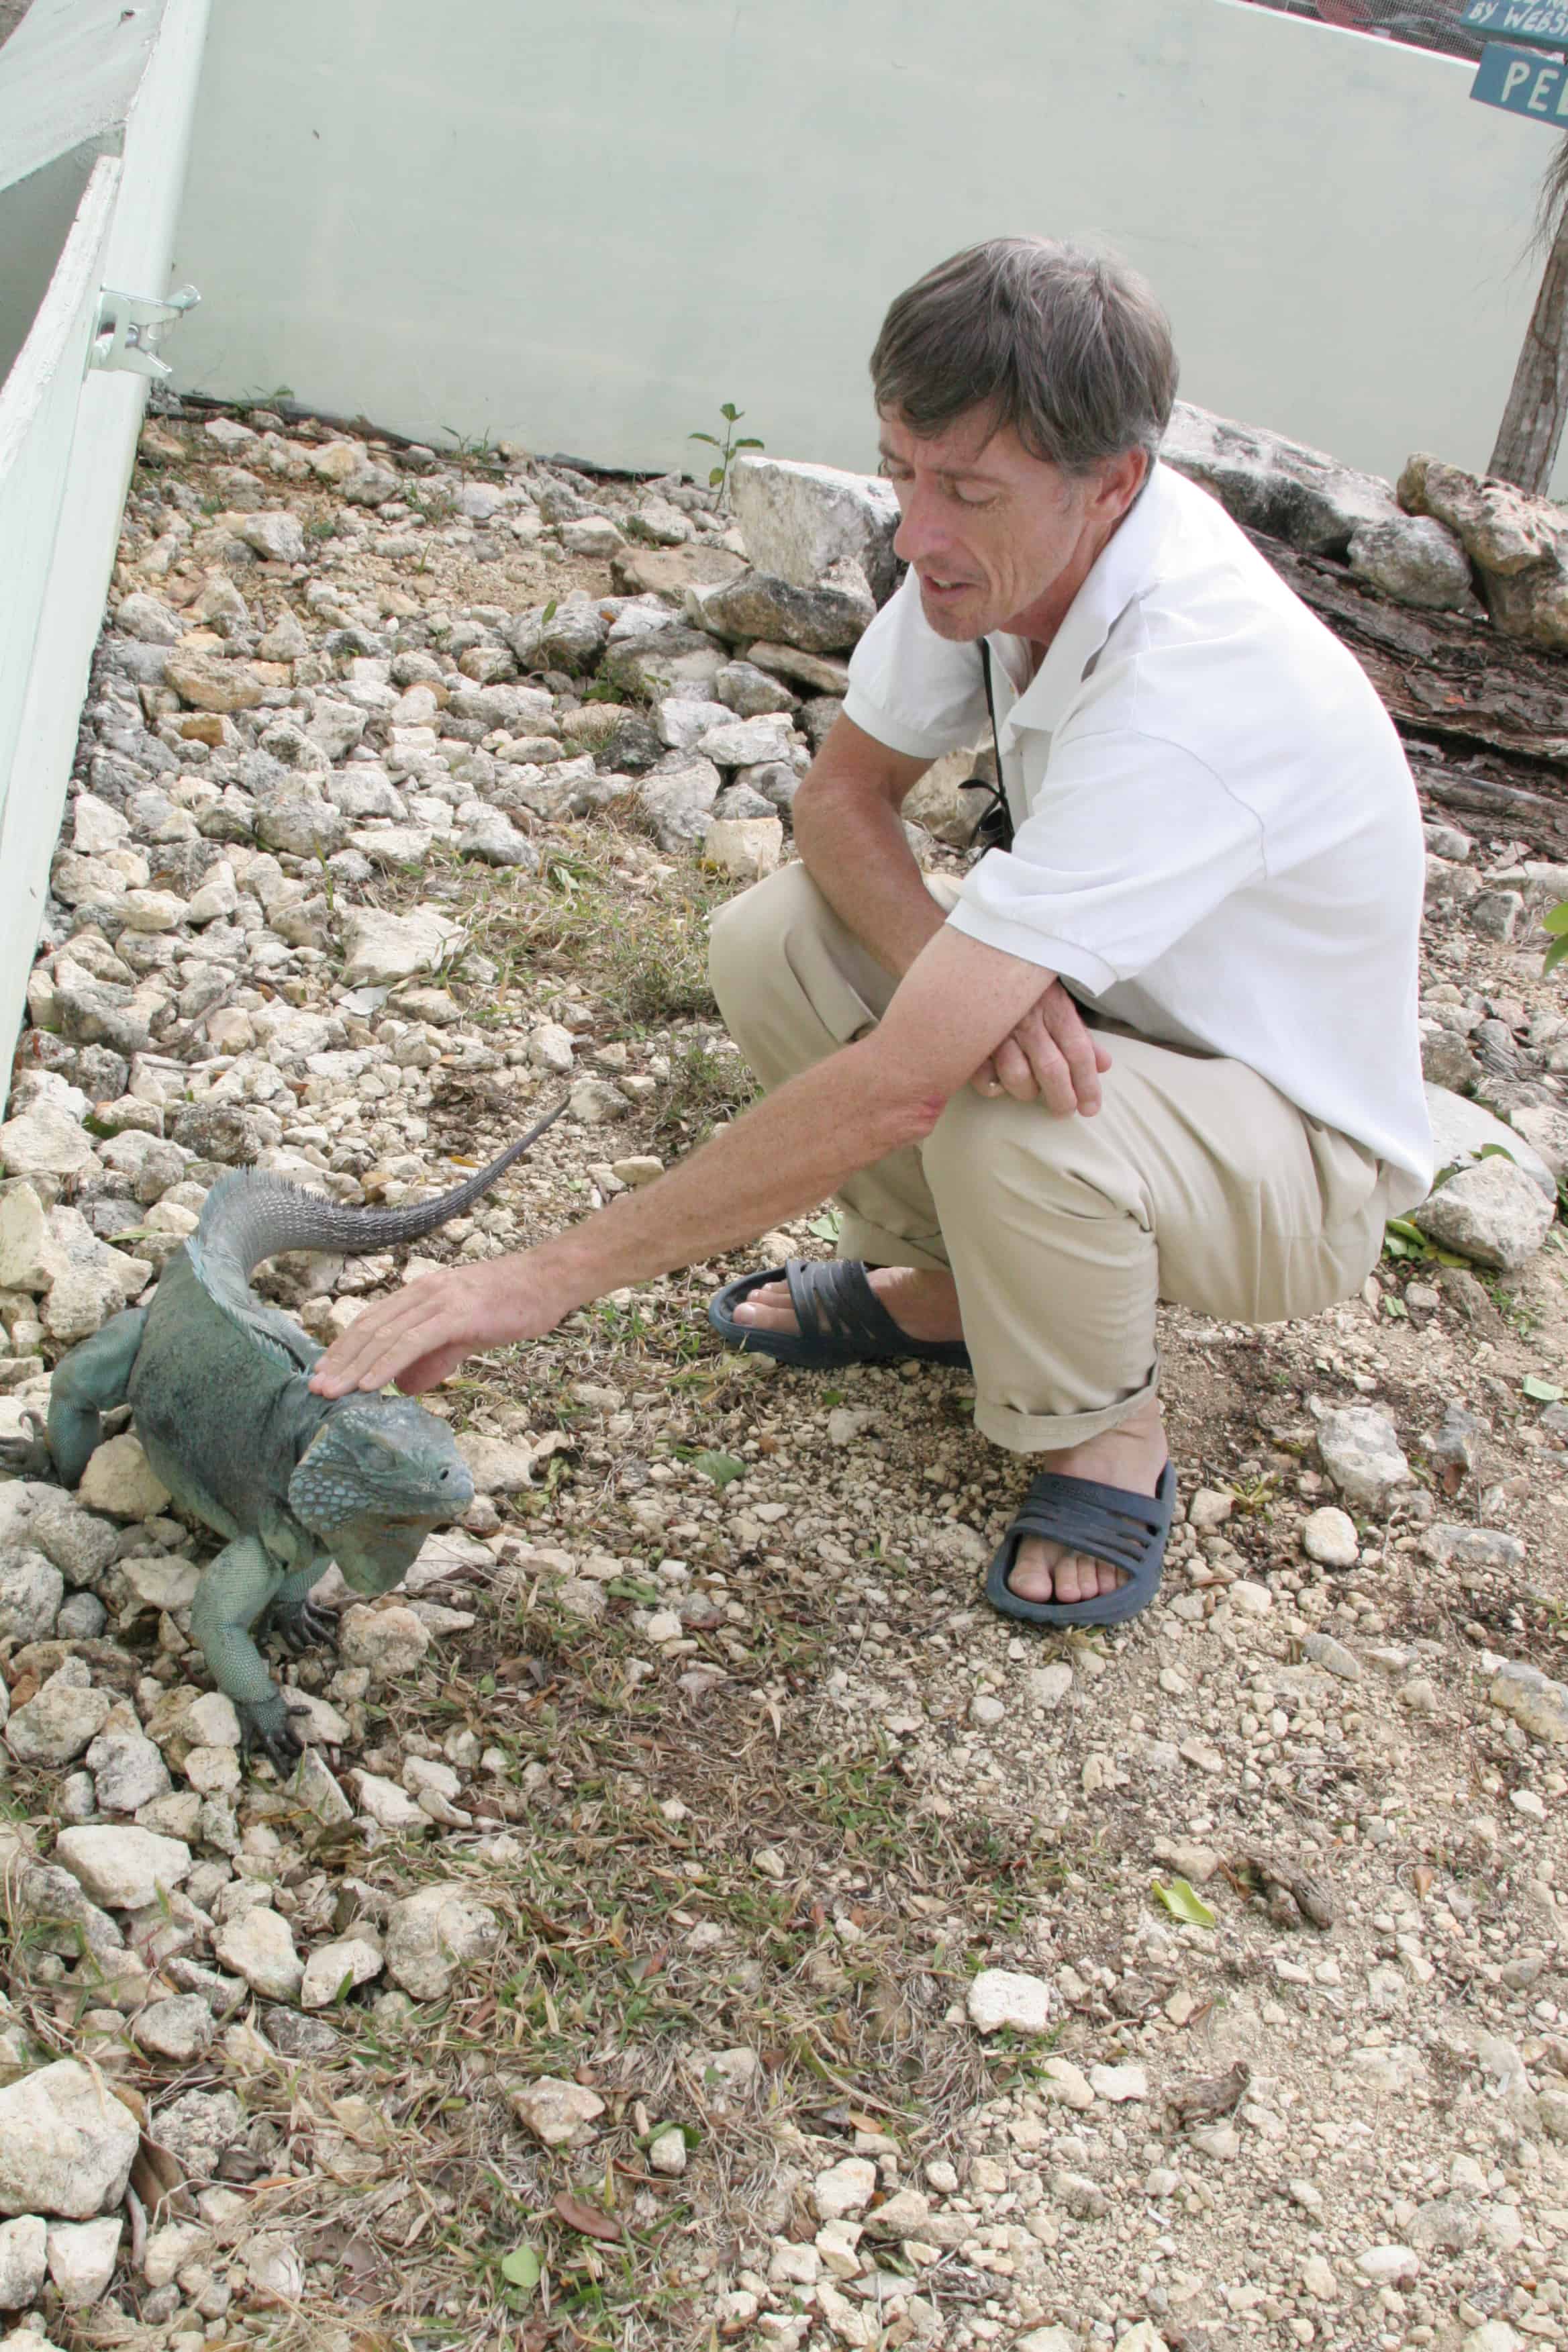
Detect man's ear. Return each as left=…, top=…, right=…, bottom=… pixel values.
left=1091, top=447, right=1148, bottom=526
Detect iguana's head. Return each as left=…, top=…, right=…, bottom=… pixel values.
left=287, top=1398, right=475, bottom=1594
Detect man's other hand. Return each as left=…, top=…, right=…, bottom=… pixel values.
left=971, top=977, right=1110, bottom=1114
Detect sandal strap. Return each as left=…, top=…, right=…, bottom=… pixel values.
left=1000, top=1469, right=1172, bottom=1577
left=783, top=1259, right=913, bottom=1361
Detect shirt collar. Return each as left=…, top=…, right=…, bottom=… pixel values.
left=989, top=459, right=1180, bottom=740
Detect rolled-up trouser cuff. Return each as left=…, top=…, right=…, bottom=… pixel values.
left=974, top=1361, right=1162, bottom=1455
left=835, top=1212, right=952, bottom=1277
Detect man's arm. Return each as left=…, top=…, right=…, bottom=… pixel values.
left=309, top=922, right=1061, bottom=1400
left=795, top=711, right=1112, bottom=1116
left=791, top=713, right=948, bottom=979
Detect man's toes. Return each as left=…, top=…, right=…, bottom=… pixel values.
left=1008, top=1537, right=1055, bottom=1602
left=1053, top=1551, right=1092, bottom=1604
left=732, top=1281, right=796, bottom=1332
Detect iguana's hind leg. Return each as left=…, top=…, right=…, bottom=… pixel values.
left=264, top=1562, right=338, bottom=1657
left=0, top=1307, right=148, bottom=1486
left=188, top=1534, right=309, bottom=1770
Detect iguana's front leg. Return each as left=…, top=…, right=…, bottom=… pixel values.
left=264, top=1561, right=338, bottom=1657
left=0, top=1307, right=148, bottom=1486
left=188, top=1534, right=310, bottom=1769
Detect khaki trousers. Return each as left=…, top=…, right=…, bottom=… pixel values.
left=707, top=864, right=1393, bottom=1455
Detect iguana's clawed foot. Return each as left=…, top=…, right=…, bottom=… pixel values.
left=0, top=1412, right=54, bottom=1483
left=237, top=1698, right=312, bottom=1772
left=268, top=1598, right=338, bottom=1656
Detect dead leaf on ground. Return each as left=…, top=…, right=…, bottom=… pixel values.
left=552, top=2191, right=626, bottom=2243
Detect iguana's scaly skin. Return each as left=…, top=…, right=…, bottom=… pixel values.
left=0, top=1105, right=563, bottom=1765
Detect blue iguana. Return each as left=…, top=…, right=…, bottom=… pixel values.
left=0, top=1105, right=563, bottom=1764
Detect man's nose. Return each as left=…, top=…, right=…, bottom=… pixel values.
left=892, top=489, right=950, bottom=569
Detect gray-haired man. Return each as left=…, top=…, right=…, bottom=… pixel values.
left=313, top=237, right=1431, bottom=1628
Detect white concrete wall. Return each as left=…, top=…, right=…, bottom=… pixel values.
left=172, top=0, right=1564, bottom=494
left=0, top=0, right=211, bottom=1101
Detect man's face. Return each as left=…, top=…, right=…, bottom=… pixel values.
left=877, top=407, right=1134, bottom=643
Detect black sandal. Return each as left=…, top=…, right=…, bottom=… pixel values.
left=985, top=1463, right=1176, bottom=1628
left=708, top=1259, right=971, bottom=1370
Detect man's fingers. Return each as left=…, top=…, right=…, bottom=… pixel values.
left=311, top=1283, right=455, bottom=1395
left=1015, top=1024, right=1077, bottom=1115
left=991, top=1035, right=1041, bottom=1103
left=1038, top=982, right=1109, bottom=1116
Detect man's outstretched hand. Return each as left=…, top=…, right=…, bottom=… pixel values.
left=971, top=976, right=1110, bottom=1113
left=309, top=1257, right=560, bottom=1398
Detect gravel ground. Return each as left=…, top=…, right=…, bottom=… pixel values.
left=0, top=402, right=1565, bottom=2352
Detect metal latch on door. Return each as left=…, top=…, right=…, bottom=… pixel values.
left=89, top=283, right=201, bottom=379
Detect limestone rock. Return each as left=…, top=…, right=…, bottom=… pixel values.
left=813, top=2157, right=878, bottom=2220
left=1425, top=1083, right=1555, bottom=1202
left=77, top=1434, right=170, bottom=1521
left=164, top=652, right=264, bottom=714
left=1301, top=1506, right=1359, bottom=1568
left=1402, top=451, right=1560, bottom=575
left=45, top=2214, right=121, bottom=2306
left=54, top=1826, right=192, bottom=1910
left=0, top=2216, right=47, bottom=2310
left=0, top=2062, right=140, bottom=2218
left=150, top=2088, right=244, bottom=2178
left=1412, top=1159, right=1554, bottom=1271
left=1162, top=402, right=1398, bottom=554
left=237, top=510, right=306, bottom=565
left=1402, top=453, right=1568, bottom=646
left=1511, top=1104, right=1568, bottom=1186
left=0, top=1107, right=96, bottom=1185
left=340, top=904, right=463, bottom=987
left=509, top=2076, right=605, bottom=2147
left=116, top=591, right=185, bottom=645
left=1347, top=514, right=1474, bottom=611
left=967, top=1967, right=1052, bottom=2035
left=1489, top=1658, right=1568, bottom=1744
left=7, top=1674, right=113, bottom=1767
left=702, top=814, right=784, bottom=881
left=457, top=812, right=534, bottom=867
left=635, top=756, right=722, bottom=852
left=696, top=712, right=796, bottom=769
left=132, top=1996, right=215, bottom=2062
left=213, top=1907, right=303, bottom=2002
left=0, top=1552, right=64, bottom=1642
left=338, top=1602, right=430, bottom=1677
left=730, top=456, right=900, bottom=603
left=301, top=1936, right=384, bottom=2010
left=383, top=1882, right=498, bottom=1999
left=691, top=559, right=877, bottom=655
left=455, top=1432, right=538, bottom=1494
left=1313, top=1405, right=1411, bottom=1511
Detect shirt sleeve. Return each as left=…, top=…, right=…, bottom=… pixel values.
left=946, top=726, right=1267, bottom=990
left=841, top=572, right=991, bottom=761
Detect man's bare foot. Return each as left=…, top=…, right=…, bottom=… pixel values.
left=730, top=1265, right=966, bottom=1347
left=1006, top=1396, right=1169, bottom=1606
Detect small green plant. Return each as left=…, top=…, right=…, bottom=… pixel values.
left=689, top=401, right=763, bottom=502
left=1543, top=897, right=1568, bottom=977
left=440, top=424, right=505, bottom=473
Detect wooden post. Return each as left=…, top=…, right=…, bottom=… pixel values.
left=1489, top=136, right=1568, bottom=493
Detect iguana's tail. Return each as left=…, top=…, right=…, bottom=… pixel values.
left=188, top=1100, right=569, bottom=1285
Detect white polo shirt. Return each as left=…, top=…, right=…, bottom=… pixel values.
left=842, top=461, right=1433, bottom=1206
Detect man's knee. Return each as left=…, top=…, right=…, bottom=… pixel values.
left=922, top=1085, right=1141, bottom=1224
left=706, top=861, right=834, bottom=1035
